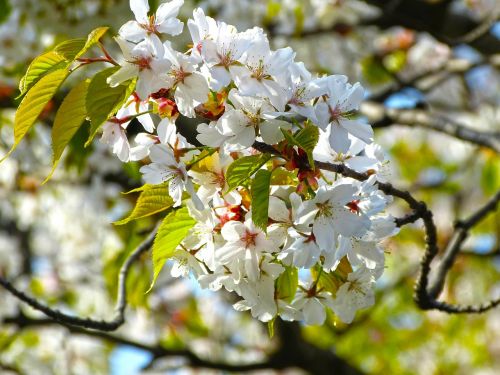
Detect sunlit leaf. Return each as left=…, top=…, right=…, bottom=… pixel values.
left=45, top=79, right=90, bottom=183
left=226, top=154, right=271, bottom=191
left=251, top=169, right=272, bottom=231
left=115, top=183, right=174, bottom=225
left=18, top=52, right=67, bottom=96
left=2, top=69, right=68, bottom=162
left=54, top=27, right=109, bottom=61
left=276, top=266, right=299, bottom=303
left=85, top=66, right=135, bottom=146
left=149, top=207, right=196, bottom=291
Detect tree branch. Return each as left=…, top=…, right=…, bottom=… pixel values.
left=363, top=101, right=500, bottom=153
left=428, top=189, right=500, bottom=298
left=0, top=224, right=158, bottom=332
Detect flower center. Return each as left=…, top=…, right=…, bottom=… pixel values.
left=171, top=67, right=191, bottom=85
left=316, top=201, right=333, bottom=218
left=134, top=56, right=152, bottom=71
left=242, top=230, right=259, bottom=248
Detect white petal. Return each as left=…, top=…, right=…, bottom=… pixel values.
left=130, top=0, right=149, bottom=23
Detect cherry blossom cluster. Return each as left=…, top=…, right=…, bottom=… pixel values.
left=101, top=0, right=398, bottom=325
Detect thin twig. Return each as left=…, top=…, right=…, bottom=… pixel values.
left=0, top=225, right=159, bottom=331
left=428, top=190, right=500, bottom=298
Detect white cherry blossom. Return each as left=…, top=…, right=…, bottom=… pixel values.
left=120, top=0, right=184, bottom=42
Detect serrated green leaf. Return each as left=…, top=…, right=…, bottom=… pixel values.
left=295, top=124, right=320, bottom=153
left=281, top=124, right=319, bottom=166
left=251, top=169, right=272, bottom=231
left=85, top=67, right=136, bottom=146
left=18, top=52, right=68, bottom=96
left=226, top=154, right=271, bottom=191
left=44, top=79, right=90, bottom=183
left=2, top=69, right=68, bottom=162
left=54, top=39, right=87, bottom=61
left=149, top=207, right=196, bottom=291
left=54, top=27, right=109, bottom=61
left=115, top=183, right=174, bottom=225
left=276, top=266, right=298, bottom=303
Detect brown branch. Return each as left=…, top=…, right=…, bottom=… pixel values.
left=363, top=101, right=500, bottom=153
left=3, top=313, right=363, bottom=374
left=428, top=189, right=500, bottom=298
left=0, top=224, right=158, bottom=332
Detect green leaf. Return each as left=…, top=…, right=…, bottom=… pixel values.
left=18, top=52, right=68, bottom=96
left=0, top=0, right=12, bottom=24
left=251, top=169, right=272, bottom=231
left=85, top=67, right=135, bottom=146
left=312, top=257, right=352, bottom=297
left=115, top=183, right=174, bottom=225
left=481, top=155, right=500, bottom=195
left=54, top=39, right=87, bottom=61
left=149, top=207, right=196, bottom=291
left=361, top=56, right=393, bottom=86
left=295, top=124, right=320, bottom=153
left=276, top=266, right=299, bottom=303
left=2, top=69, right=68, bottom=162
left=267, top=318, right=276, bottom=338
left=54, top=27, right=109, bottom=61
left=226, top=154, right=271, bottom=191
left=44, top=79, right=90, bottom=183
left=281, top=124, right=319, bottom=166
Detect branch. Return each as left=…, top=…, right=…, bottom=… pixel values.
left=428, top=189, right=500, bottom=298
left=363, top=101, right=500, bottom=153
left=0, top=225, right=158, bottom=332
left=3, top=313, right=363, bottom=374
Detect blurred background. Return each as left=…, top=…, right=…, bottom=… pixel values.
left=0, top=0, right=499, bottom=374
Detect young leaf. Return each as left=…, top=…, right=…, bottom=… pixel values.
left=312, top=257, right=352, bottom=297
left=44, top=79, right=90, bottom=183
left=276, top=266, right=299, bottom=303
left=85, top=67, right=135, bottom=146
left=18, top=52, right=67, bottom=96
left=2, top=68, right=68, bottom=162
left=226, top=154, right=271, bottom=191
left=149, top=207, right=196, bottom=291
left=54, top=27, right=109, bottom=61
left=115, top=183, right=174, bottom=225
left=282, top=124, right=319, bottom=167
left=295, top=124, right=320, bottom=154
left=251, top=169, right=272, bottom=231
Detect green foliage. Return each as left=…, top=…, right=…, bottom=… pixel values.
left=85, top=67, right=136, bottom=146
left=225, top=154, right=271, bottom=191
left=276, top=266, right=299, bottom=303
left=149, top=207, right=196, bottom=291
left=18, top=52, right=67, bottom=96
left=45, top=79, right=90, bottom=182
left=54, top=27, right=108, bottom=61
left=383, top=50, right=407, bottom=73
left=1, top=68, right=68, bottom=162
left=312, top=257, right=352, bottom=297
left=281, top=123, right=319, bottom=165
left=251, top=169, right=272, bottom=231
left=361, top=56, right=393, bottom=86
left=481, top=153, right=500, bottom=195
left=0, top=0, right=11, bottom=24
left=115, top=184, right=174, bottom=225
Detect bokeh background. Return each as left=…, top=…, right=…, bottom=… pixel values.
left=0, top=0, right=499, bottom=374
